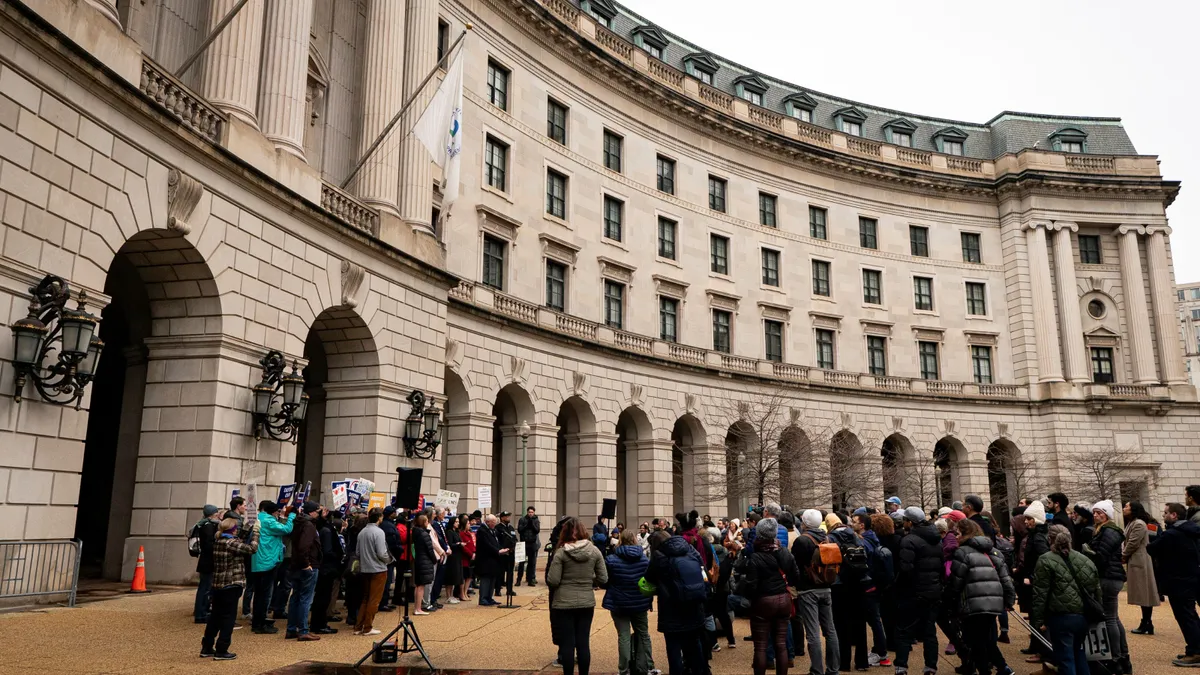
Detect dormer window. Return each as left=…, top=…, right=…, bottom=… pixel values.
left=833, top=106, right=867, bottom=137
left=580, top=0, right=616, bottom=28
left=631, top=25, right=668, bottom=61
left=1049, top=127, right=1088, bottom=154
left=733, top=75, right=768, bottom=107
left=784, top=92, right=817, bottom=124
left=933, top=126, right=969, bottom=156
left=683, top=53, right=718, bottom=86
left=883, top=118, right=918, bottom=148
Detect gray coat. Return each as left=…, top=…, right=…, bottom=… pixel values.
left=357, top=523, right=392, bottom=574
left=1123, top=519, right=1160, bottom=607
left=547, top=540, right=607, bottom=609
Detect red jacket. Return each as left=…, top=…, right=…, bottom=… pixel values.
left=461, top=529, right=476, bottom=565
left=396, top=522, right=410, bottom=561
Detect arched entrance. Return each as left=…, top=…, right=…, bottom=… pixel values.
left=491, top=384, right=535, bottom=513
left=670, top=414, right=706, bottom=515
left=440, top=368, right=471, bottom=497
left=830, top=430, right=867, bottom=512
left=934, top=436, right=966, bottom=508
left=555, top=396, right=596, bottom=520
left=724, top=421, right=756, bottom=519
left=615, top=407, right=653, bottom=526
left=987, top=439, right=1022, bottom=535
left=881, top=434, right=908, bottom=506
left=778, top=426, right=809, bottom=510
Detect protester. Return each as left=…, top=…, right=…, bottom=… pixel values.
left=379, top=507, right=402, bottom=614
left=1072, top=504, right=1095, bottom=552
left=499, top=511, right=518, bottom=597
left=949, top=518, right=1015, bottom=675
left=518, top=506, right=542, bottom=586
left=934, top=516, right=963, bottom=662
left=1149, top=502, right=1200, bottom=667
left=894, top=506, right=943, bottom=675
left=1031, top=524, right=1101, bottom=675
left=429, top=508, right=450, bottom=607
left=1017, top=500, right=1052, bottom=662
left=412, top=513, right=437, bottom=615
left=638, top=523, right=652, bottom=555
left=1122, top=501, right=1160, bottom=636
left=249, top=501, right=296, bottom=634
left=791, top=509, right=840, bottom=675
left=646, top=525, right=710, bottom=675
left=343, top=512, right=367, bottom=626
left=200, top=517, right=260, bottom=660
left=354, top=507, right=392, bottom=636
left=735, top=518, right=803, bottom=675
left=1084, top=499, right=1129, bottom=672
left=446, top=515, right=466, bottom=603
left=192, top=505, right=221, bottom=624
left=460, top=514, right=476, bottom=598
left=603, top=529, right=654, bottom=675
left=285, top=501, right=322, bottom=641
left=962, top=495, right=995, bottom=540
left=476, top=514, right=506, bottom=606
left=548, top=516, right=608, bottom=675
left=311, top=511, right=342, bottom=635
left=714, top=536, right=741, bottom=650
left=884, top=497, right=901, bottom=515
left=1048, top=493, right=1075, bottom=536
left=824, top=513, right=869, bottom=672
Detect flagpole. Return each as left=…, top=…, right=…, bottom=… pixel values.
left=340, top=27, right=471, bottom=191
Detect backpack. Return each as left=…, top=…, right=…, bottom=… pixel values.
left=803, top=533, right=842, bottom=586
left=188, top=521, right=204, bottom=557
left=838, top=537, right=870, bottom=580
left=666, top=550, right=708, bottom=602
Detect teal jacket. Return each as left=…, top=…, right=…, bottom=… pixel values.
left=251, top=511, right=296, bottom=573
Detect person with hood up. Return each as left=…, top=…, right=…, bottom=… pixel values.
left=934, top=516, right=964, bottom=662
left=646, top=527, right=710, bottom=675
left=249, top=500, right=296, bottom=634
left=734, top=518, right=803, bottom=675
left=286, top=501, right=323, bottom=641
left=679, top=510, right=710, bottom=570
left=826, top=513, right=870, bottom=672
left=949, top=519, right=1016, bottom=675
left=894, top=506, right=944, bottom=675
left=791, top=509, right=841, bottom=675
left=1031, top=525, right=1101, bottom=675
left=603, top=529, right=654, bottom=675
left=548, top=516, right=608, bottom=675
left=1149, top=503, right=1200, bottom=666
left=1121, top=501, right=1160, bottom=636
left=1084, top=499, right=1129, bottom=673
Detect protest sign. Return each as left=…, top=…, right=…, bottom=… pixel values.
left=478, top=486, right=492, bottom=510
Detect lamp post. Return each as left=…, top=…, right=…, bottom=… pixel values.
left=402, top=389, right=441, bottom=459
left=519, top=421, right=530, bottom=512
left=10, top=275, right=104, bottom=408
left=250, top=350, right=309, bottom=443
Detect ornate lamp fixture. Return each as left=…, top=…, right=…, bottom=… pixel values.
left=251, top=350, right=309, bottom=442
left=10, top=275, right=104, bottom=407
left=402, top=389, right=441, bottom=459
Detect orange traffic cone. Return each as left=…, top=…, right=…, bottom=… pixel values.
left=126, top=546, right=151, bottom=594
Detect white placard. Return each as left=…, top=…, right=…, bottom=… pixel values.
left=514, top=544, right=526, bottom=565
left=1085, top=623, right=1111, bottom=661
left=331, top=482, right=348, bottom=508
left=477, top=486, right=492, bottom=510
left=435, top=490, right=460, bottom=511
left=243, top=483, right=258, bottom=521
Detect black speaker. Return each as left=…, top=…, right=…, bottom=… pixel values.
left=601, top=498, right=617, bottom=520
left=395, top=467, right=424, bottom=509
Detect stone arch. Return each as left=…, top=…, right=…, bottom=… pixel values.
left=934, top=435, right=968, bottom=508
left=778, top=425, right=810, bottom=510
left=830, top=429, right=867, bottom=512
left=616, top=406, right=655, bottom=526
left=671, top=413, right=708, bottom=516
left=557, top=395, right=599, bottom=521
left=440, top=367, right=472, bottom=499
left=987, top=438, right=1023, bottom=535
left=881, top=432, right=916, bottom=506
left=724, top=420, right=758, bottom=519
left=491, top=383, right=537, bottom=512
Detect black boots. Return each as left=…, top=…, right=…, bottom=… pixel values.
left=1130, top=620, right=1154, bottom=635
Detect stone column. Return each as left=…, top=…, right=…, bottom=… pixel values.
left=258, top=0, right=313, bottom=159
left=102, top=346, right=147, bottom=581
left=200, top=0, right=266, bottom=127
left=1116, top=225, right=1158, bottom=384
left=399, top=0, right=439, bottom=230
left=86, top=0, right=121, bottom=27
left=634, top=439, right=675, bottom=524
left=1051, top=222, right=1089, bottom=383
left=1147, top=227, right=1188, bottom=384
left=576, top=432, right=618, bottom=524
left=1022, top=222, right=1064, bottom=382
left=356, top=0, right=406, bottom=216
left=524, top=423, right=561, bottom=516
left=443, top=412, right=496, bottom=514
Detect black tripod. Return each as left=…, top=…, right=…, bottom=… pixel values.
left=354, top=555, right=434, bottom=670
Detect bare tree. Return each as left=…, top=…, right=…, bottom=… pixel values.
left=829, top=428, right=885, bottom=512
left=1059, top=444, right=1154, bottom=502
left=887, top=455, right=942, bottom=513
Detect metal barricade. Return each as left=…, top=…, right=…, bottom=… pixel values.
left=0, top=540, right=81, bottom=607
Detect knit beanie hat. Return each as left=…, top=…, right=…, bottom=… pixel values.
left=757, top=518, right=779, bottom=542
left=903, top=506, right=927, bottom=523
left=1025, top=500, right=1046, bottom=525
left=947, top=510, right=966, bottom=522
left=802, top=509, right=823, bottom=530
left=1092, top=499, right=1115, bottom=521
left=203, top=504, right=220, bottom=517
left=937, top=507, right=952, bottom=517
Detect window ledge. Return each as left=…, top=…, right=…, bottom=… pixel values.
left=811, top=294, right=836, bottom=304
left=760, top=284, right=785, bottom=294
left=481, top=185, right=513, bottom=204
left=601, top=237, right=629, bottom=252
left=861, top=302, right=885, bottom=311
left=913, top=309, right=939, bottom=317
left=708, top=272, right=733, bottom=283
left=543, top=213, right=572, bottom=230
left=656, top=256, right=682, bottom=268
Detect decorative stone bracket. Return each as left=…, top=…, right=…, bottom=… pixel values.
left=167, top=168, right=203, bottom=235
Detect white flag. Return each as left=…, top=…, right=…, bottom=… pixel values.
left=411, top=45, right=464, bottom=214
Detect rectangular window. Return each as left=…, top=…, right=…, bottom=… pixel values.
left=546, top=98, right=567, bottom=144
left=545, top=169, right=567, bottom=219
left=972, top=346, right=993, bottom=384
left=965, top=282, right=987, bottom=315
left=809, top=206, right=827, bottom=239
left=762, top=249, right=780, bottom=286
left=1180, top=290, right=1187, bottom=301
left=859, top=217, right=878, bottom=249
left=697, top=70, right=712, bottom=85
left=437, top=20, right=449, bottom=63
left=659, top=297, right=678, bottom=343
left=545, top=260, right=566, bottom=311
left=759, top=193, right=777, bottom=227
left=815, top=329, right=835, bottom=369
left=791, top=108, right=812, bottom=123
left=843, top=121, right=862, bottom=136
left=1091, top=347, right=1114, bottom=384
left=589, top=8, right=611, bottom=28
left=603, top=195, right=623, bottom=241
left=710, top=235, right=729, bottom=274
left=919, top=341, right=940, bottom=380
left=708, top=176, right=727, bottom=212
left=867, top=336, right=887, bottom=376
left=741, top=90, right=763, bottom=106
left=484, top=136, right=508, bottom=191
left=604, top=280, right=624, bottom=329
left=1079, top=235, right=1102, bottom=264
left=658, top=217, right=677, bottom=260
left=914, top=276, right=934, bottom=311
left=603, top=130, right=623, bottom=173
left=961, top=232, right=982, bottom=263
left=765, top=320, right=784, bottom=363
left=894, top=132, right=912, bottom=147
left=482, top=235, right=506, bottom=290
left=1061, top=141, right=1083, bottom=153
left=1192, top=308, right=1200, bottom=321
left=944, top=140, right=963, bottom=156
left=486, top=60, right=509, bottom=110
left=656, top=155, right=675, bottom=194
left=642, top=43, right=661, bottom=59
left=712, top=310, right=731, bottom=353
left=910, top=225, right=929, bottom=257
left=863, top=269, right=882, bottom=304
left=1193, top=289, right=1200, bottom=300
left=812, top=260, right=831, bottom=297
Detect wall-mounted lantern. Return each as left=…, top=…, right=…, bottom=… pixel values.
left=402, top=389, right=441, bottom=459
left=251, top=350, right=308, bottom=443
left=10, top=275, right=103, bottom=408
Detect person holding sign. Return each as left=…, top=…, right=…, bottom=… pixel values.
left=249, top=501, right=296, bottom=634
left=1030, top=524, right=1102, bottom=675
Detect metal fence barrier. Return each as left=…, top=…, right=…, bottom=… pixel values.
left=0, top=540, right=81, bottom=607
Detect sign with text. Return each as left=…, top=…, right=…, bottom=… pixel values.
left=331, top=481, right=349, bottom=508
left=434, top=490, right=460, bottom=511
left=477, top=486, right=492, bottom=510
left=243, top=483, right=258, bottom=521
left=369, top=492, right=387, bottom=509
left=277, top=484, right=297, bottom=507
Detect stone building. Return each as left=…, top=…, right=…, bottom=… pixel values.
left=0, top=0, right=1193, bottom=583
left=1177, top=282, right=1200, bottom=386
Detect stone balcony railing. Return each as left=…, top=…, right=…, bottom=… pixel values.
left=320, top=181, right=380, bottom=235
left=138, top=57, right=223, bottom=143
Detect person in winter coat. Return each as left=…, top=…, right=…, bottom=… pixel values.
left=445, top=515, right=466, bottom=603
left=679, top=510, right=710, bottom=569
left=792, top=509, right=841, bottom=675
left=517, top=507, right=542, bottom=586
left=1031, top=525, right=1101, bottom=675
left=645, top=532, right=710, bottom=675
left=1084, top=500, right=1128, bottom=672
left=1072, top=504, right=1095, bottom=552
left=854, top=512, right=889, bottom=667
left=894, top=507, right=944, bottom=675
left=286, top=502, right=323, bottom=641
left=1122, top=501, right=1160, bottom=635
left=201, top=517, right=260, bottom=660
left=826, top=515, right=870, bottom=672
left=949, top=519, right=1016, bottom=675
left=871, top=513, right=902, bottom=655
left=1149, top=503, right=1200, bottom=666
left=604, top=529, right=654, bottom=675
left=713, top=537, right=740, bottom=650
left=311, top=511, right=343, bottom=634
left=735, top=518, right=803, bottom=675
left=249, top=501, right=296, bottom=633
left=476, top=514, right=507, bottom=606
left=935, top=517, right=965, bottom=664
left=548, top=516, right=608, bottom=675
left=193, top=505, right=221, bottom=623
left=411, top=514, right=437, bottom=614
left=354, top=508, right=392, bottom=636
left=460, top=516, right=476, bottom=594
left=378, top=507, right=403, bottom=613
left=1017, top=501, right=1052, bottom=661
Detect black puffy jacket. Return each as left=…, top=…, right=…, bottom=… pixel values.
left=734, top=540, right=802, bottom=599
left=412, top=526, right=437, bottom=585
left=1087, top=522, right=1127, bottom=582
left=1020, top=523, right=1050, bottom=580
left=898, top=521, right=944, bottom=600
left=950, top=536, right=1016, bottom=616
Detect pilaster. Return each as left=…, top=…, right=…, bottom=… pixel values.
left=258, top=0, right=313, bottom=159
left=1146, top=227, right=1187, bottom=384
left=355, top=0, right=406, bottom=216
left=200, top=0, right=266, bottom=127
left=573, top=431, right=618, bottom=524
left=1116, top=225, right=1158, bottom=384
left=1022, top=222, right=1064, bottom=382
left=1051, top=222, right=1089, bottom=383
left=443, top=412, right=496, bottom=514
left=630, top=439, right=674, bottom=524
left=398, top=0, right=439, bottom=231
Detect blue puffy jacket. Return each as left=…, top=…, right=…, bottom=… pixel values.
left=603, top=545, right=652, bottom=613
left=251, top=511, right=296, bottom=573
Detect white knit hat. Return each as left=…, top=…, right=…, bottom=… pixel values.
left=802, top=509, right=823, bottom=530
left=1092, top=499, right=1115, bottom=521
left=1025, top=500, right=1046, bottom=525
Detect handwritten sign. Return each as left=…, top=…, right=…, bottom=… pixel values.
left=435, top=490, right=460, bottom=511
left=331, top=481, right=349, bottom=508
left=478, top=486, right=492, bottom=510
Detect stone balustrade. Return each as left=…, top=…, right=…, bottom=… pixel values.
left=1066, top=155, right=1117, bottom=172
left=648, top=59, right=685, bottom=89
left=139, top=57, right=223, bottom=143
left=494, top=293, right=540, bottom=323
left=616, top=330, right=653, bottom=354
left=749, top=105, right=783, bottom=130
left=557, top=312, right=599, bottom=340
left=544, top=0, right=578, bottom=23
left=721, top=354, right=757, bottom=372
left=595, top=25, right=633, bottom=61
left=699, top=83, right=734, bottom=111
left=896, top=147, right=932, bottom=166
left=1109, top=384, right=1150, bottom=399
left=796, top=123, right=833, bottom=146
left=668, top=342, right=707, bottom=365
left=847, top=137, right=882, bottom=156
left=320, top=180, right=380, bottom=235
left=946, top=156, right=984, bottom=173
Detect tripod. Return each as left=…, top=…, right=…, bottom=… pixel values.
left=354, top=555, right=434, bottom=670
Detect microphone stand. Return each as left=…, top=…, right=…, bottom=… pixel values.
left=354, top=532, right=433, bottom=670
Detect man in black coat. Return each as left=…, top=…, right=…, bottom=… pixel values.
left=311, top=511, right=343, bottom=634
left=894, top=507, right=944, bottom=675
left=1150, top=503, right=1200, bottom=665
left=498, top=511, right=518, bottom=597
left=193, top=505, right=221, bottom=623
left=517, top=507, right=541, bottom=586
left=963, top=494, right=995, bottom=540
left=475, top=514, right=506, bottom=606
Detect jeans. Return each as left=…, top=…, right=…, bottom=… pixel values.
left=202, top=585, right=241, bottom=655
left=1046, top=613, right=1090, bottom=675
left=962, top=614, right=1007, bottom=675
left=797, top=588, right=839, bottom=675
left=663, top=630, right=708, bottom=675
left=381, top=563, right=395, bottom=610
left=311, top=569, right=336, bottom=630
left=864, top=591, right=887, bottom=656
left=1169, top=588, right=1200, bottom=656
left=553, top=606, right=594, bottom=675
left=751, top=593, right=793, bottom=675
left=612, top=610, right=652, bottom=675
left=832, top=584, right=868, bottom=670
left=479, top=574, right=496, bottom=604
left=1100, top=578, right=1127, bottom=660
left=249, top=568, right=277, bottom=628
left=894, top=597, right=939, bottom=673
left=194, top=572, right=212, bottom=620
left=286, top=568, right=318, bottom=635
left=271, top=559, right=291, bottom=615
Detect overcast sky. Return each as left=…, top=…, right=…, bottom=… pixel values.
left=619, top=0, right=1200, bottom=282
